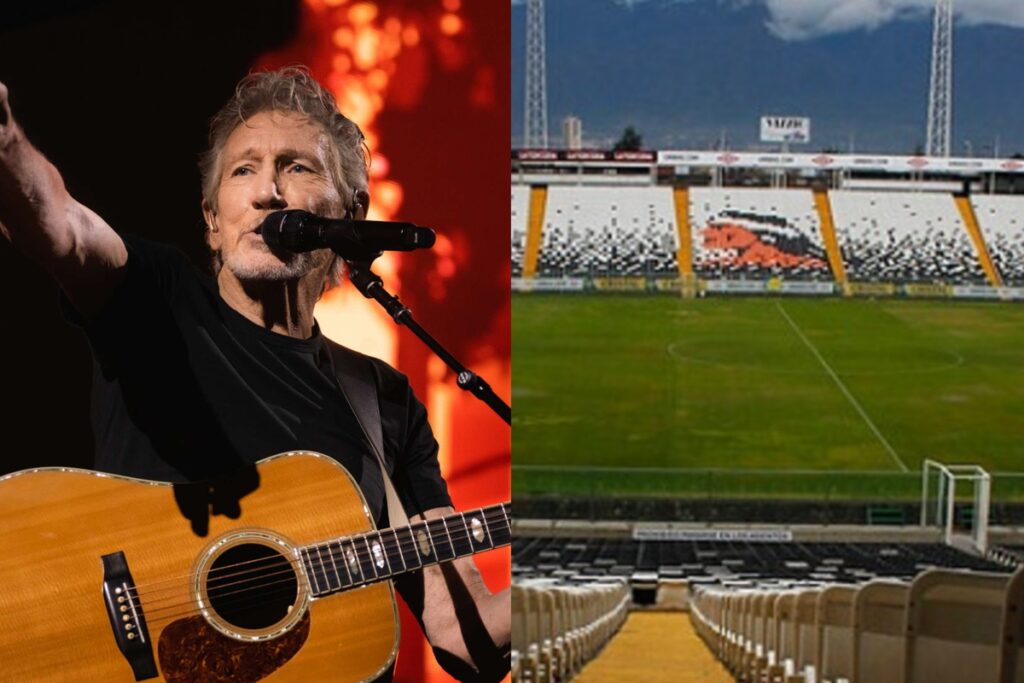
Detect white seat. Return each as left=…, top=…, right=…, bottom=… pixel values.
left=905, top=569, right=1010, bottom=683
left=815, top=585, right=856, bottom=683
left=852, top=580, right=909, bottom=683
left=997, top=564, right=1024, bottom=683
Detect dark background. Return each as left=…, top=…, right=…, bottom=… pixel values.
left=0, top=0, right=511, bottom=478
left=0, top=0, right=301, bottom=473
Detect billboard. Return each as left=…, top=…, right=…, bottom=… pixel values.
left=513, top=149, right=657, bottom=163
left=655, top=150, right=1024, bottom=175
left=761, top=116, right=811, bottom=143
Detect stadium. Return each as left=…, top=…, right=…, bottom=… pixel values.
left=510, top=1, right=1024, bottom=681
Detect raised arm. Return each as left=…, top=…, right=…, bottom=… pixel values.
left=0, top=81, right=127, bottom=314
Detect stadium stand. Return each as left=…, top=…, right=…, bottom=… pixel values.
left=687, top=565, right=1024, bottom=683
left=535, top=186, right=679, bottom=277
left=513, top=538, right=1005, bottom=584
left=689, top=188, right=832, bottom=281
left=512, top=185, right=530, bottom=277
left=992, top=544, right=1024, bottom=565
left=971, top=195, right=1024, bottom=285
left=512, top=533, right=1019, bottom=680
left=831, top=191, right=987, bottom=284
left=515, top=183, right=1024, bottom=291
left=512, top=579, right=630, bottom=683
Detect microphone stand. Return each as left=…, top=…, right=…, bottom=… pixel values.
left=345, top=259, right=511, bottom=426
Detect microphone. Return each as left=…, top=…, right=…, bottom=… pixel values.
left=259, top=209, right=435, bottom=259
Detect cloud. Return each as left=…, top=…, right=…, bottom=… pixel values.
left=513, top=0, right=1024, bottom=39
left=755, top=0, right=930, bottom=40
left=749, top=0, right=1024, bottom=40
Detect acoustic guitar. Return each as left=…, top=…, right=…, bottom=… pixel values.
left=0, top=451, right=510, bottom=682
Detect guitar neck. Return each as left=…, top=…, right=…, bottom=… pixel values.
left=297, top=503, right=511, bottom=598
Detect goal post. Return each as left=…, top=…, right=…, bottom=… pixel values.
left=921, top=460, right=991, bottom=554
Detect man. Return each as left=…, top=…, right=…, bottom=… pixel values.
left=0, top=68, right=509, bottom=681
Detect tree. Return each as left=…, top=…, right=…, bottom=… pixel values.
left=613, top=126, right=643, bottom=152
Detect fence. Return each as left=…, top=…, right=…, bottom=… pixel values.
left=513, top=466, right=1024, bottom=525
left=511, top=275, right=1024, bottom=300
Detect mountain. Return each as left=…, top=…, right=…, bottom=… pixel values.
left=511, top=0, right=1024, bottom=155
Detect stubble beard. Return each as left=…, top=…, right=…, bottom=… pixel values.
left=223, top=245, right=329, bottom=282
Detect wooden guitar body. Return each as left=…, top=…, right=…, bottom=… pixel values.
left=0, top=452, right=398, bottom=682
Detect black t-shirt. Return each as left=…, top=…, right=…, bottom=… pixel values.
left=66, top=234, right=451, bottom=524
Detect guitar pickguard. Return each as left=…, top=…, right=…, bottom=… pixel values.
left=157, top=612, right=310, bottom=683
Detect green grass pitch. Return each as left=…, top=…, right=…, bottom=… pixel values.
left=512, top=295, right=1024, bottom=500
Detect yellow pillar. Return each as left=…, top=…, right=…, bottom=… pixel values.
left=954, top=194, right=1003, bottom=287
left=814, top=189, right=848, bottom=286
left=523, top=186, right=547, bottom=279
left=673, top=187, right=694, bottom=278
left=672, top=187, right=698, bottom=297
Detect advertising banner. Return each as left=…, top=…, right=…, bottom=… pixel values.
left=655, top=150, right=1024, bottom=175
left=998, top=287, right=1024, bottom=300
left=846, top=282, right=898, bottom=297
left=653, top=278, right=684, bottom=291
left=592, top=276, right=648, bottom=292
left=904, top=283, right=953, bottom=298
left=705, top=279, right=769, bottom=294
left=779, top=281, right=836, bottom=295
left=633, top=528, right=794, bottom=542
left=565, top=150, right=609, bottom=162
left=612, top=150, right=657, bottom=162
left=951, top=285, right=1002, bottom=300
left=760, top=116, right=811, bottom=143
left=512, top=277, right=585, bottom=292
left=515, top=149, right=559, bottom=161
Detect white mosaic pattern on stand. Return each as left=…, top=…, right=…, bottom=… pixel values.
left=971, top=195, right=1024, bottom=285
left=831, top=191, right=984, bottom=284
left=537, top=186, right=678, bottom=277
left=512, top=185, right=530, bottom=277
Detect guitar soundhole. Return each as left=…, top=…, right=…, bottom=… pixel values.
left=206, top=543, right=298, bottom=630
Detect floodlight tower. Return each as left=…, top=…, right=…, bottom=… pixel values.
left=524, top=0, right=549, bottom=148
left=926, top=0, right=953, bottom=157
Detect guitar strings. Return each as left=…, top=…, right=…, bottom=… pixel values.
left=141, top=530, right=512, bottom=628
left=129, top=509, right=510, bottom=627
left=132, top=523, right=510, bottom=623
left=134, top=516, right=501, bottom=609
left=133, top=508, right=510, bottom=612
left=134, top=511, right=512, bottom=626
left=126, top=505, right=509, bottom=599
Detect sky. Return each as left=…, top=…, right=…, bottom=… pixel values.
left=721, top=0, right=1024, bottom=40
left=511, top=0, right=1024, bottom=154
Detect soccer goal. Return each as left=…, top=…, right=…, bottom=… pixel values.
left=920, top=460, right=991, bottom=555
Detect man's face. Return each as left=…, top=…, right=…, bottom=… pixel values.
left=206, top=110, right=342, bottom=282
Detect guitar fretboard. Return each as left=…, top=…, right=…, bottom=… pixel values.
left=298, top=503, right=510, bottom=598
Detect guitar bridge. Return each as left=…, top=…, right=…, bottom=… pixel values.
left=101, top=551, right=158, bottom=681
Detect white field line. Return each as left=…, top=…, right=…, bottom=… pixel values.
left=775, top=301, right=909, bottom=473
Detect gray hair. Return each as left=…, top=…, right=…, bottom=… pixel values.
left=200, top=66, right=370, bottom=286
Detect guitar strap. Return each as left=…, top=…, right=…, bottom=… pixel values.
left=325, top=343, right=411, bottom=528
